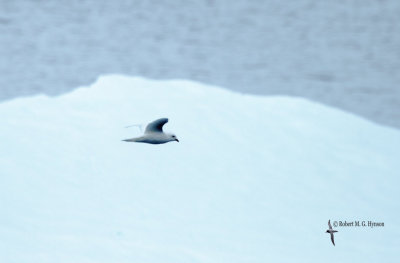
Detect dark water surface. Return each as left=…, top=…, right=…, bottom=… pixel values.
left=1, top=0, right=399, bottom=127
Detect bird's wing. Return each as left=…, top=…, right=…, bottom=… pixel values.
left=125, top=124, right=144, bottom=132
left=328, top=220, right=332, bottom=230
left=331, top=233, right=335, bottom=246
left=145, top=118, right=169, bottom=134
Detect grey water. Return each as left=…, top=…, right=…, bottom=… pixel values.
left=1, top=0, right=399, bottom=128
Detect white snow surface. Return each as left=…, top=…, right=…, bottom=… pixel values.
left=0, top=75, right=399, bottom=262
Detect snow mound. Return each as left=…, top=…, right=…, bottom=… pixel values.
left=0, top=75, right=399, bottom=263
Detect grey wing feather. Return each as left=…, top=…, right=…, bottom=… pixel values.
left=330, top=233, right=335, bottom=246
left=328, top=220, right=332, bottom=230
left=145, top=118, right=169, bottom=133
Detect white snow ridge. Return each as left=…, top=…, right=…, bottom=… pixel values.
left=0, top=75, right=399, bottom=263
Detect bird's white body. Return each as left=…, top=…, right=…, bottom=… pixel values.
left=123, top=118, right=179, bottom=145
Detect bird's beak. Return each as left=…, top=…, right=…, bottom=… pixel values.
left=175, top=138, right=179, bottom=142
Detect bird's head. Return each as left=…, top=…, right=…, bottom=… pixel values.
left=169, top=134, right=179, bottom=142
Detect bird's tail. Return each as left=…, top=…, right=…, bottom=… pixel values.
left=122, top=138, right=136, bottom=142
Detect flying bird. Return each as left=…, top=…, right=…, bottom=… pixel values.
left=122, top=118, right=179, bottom=144
left=326, top=220, right=338, bottom=246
